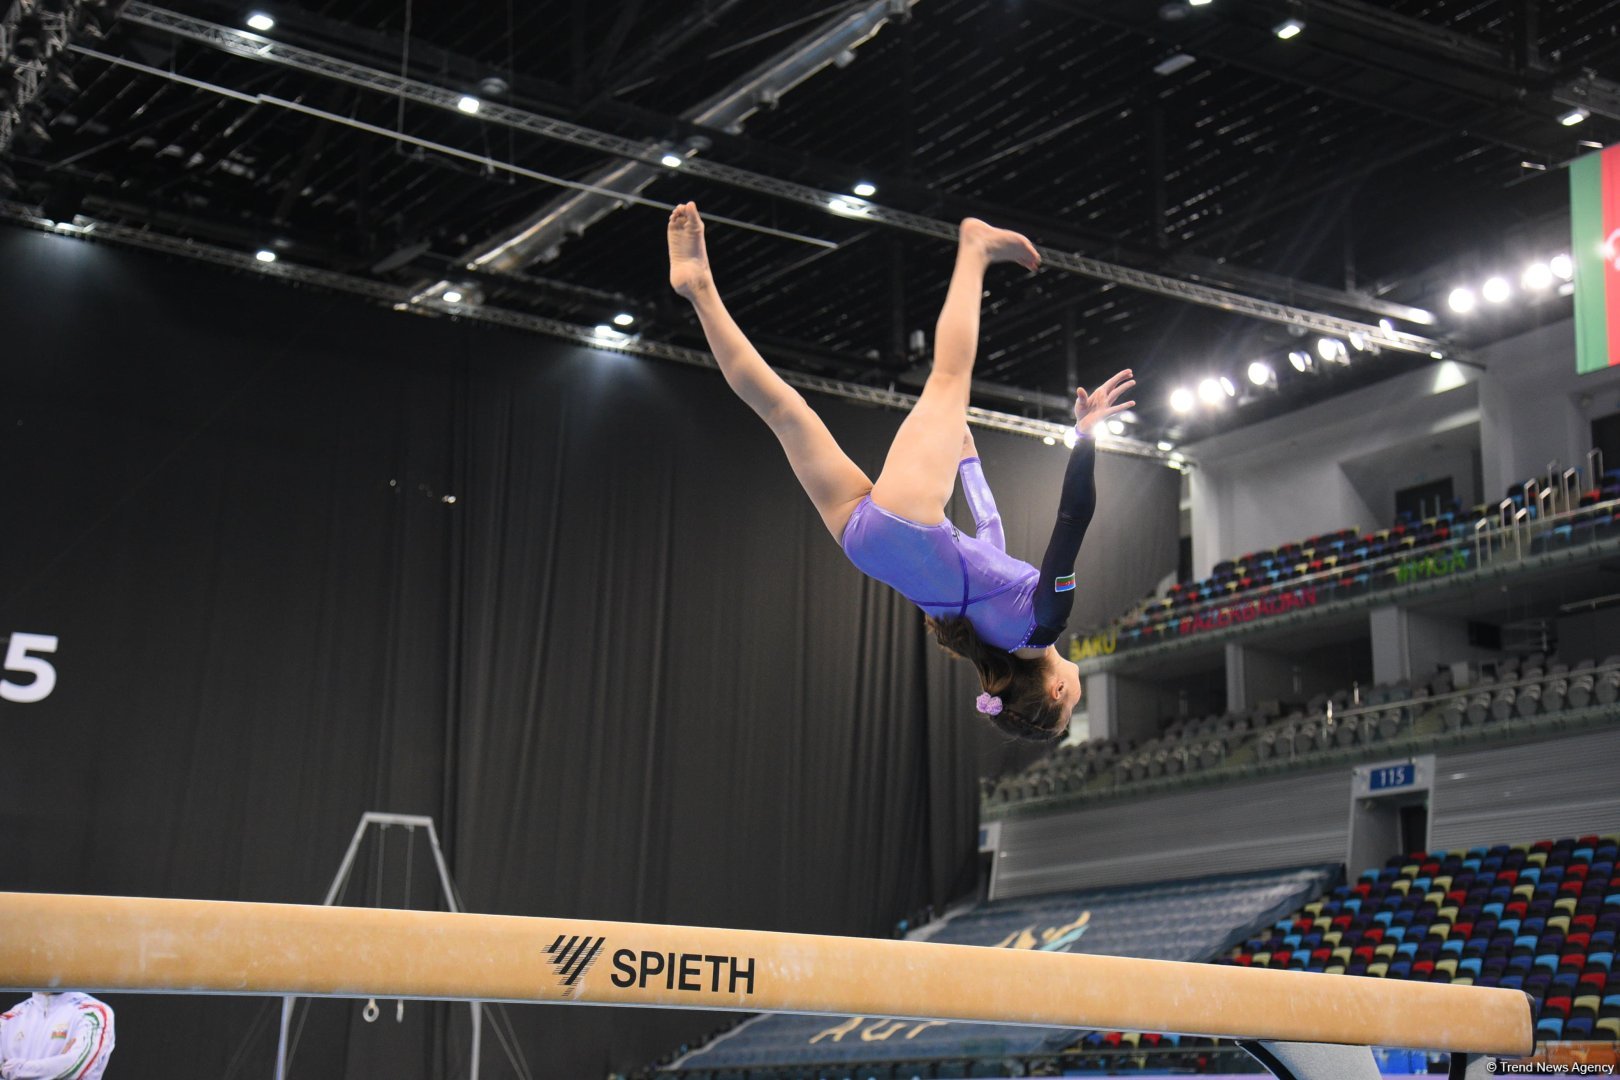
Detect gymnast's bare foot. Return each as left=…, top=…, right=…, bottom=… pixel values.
left=960, top=217, right=1041, bottom=271
left=668, top=202, right=714, bottom=301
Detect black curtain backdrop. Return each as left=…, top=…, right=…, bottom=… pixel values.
left=0, top=228, right=1178, bottom=1079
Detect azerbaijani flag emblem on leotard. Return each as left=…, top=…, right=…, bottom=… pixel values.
left=1054, top=573, right=1076, bottom=593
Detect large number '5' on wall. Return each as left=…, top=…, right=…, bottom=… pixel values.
left=1, top=633, right=59, bottom=704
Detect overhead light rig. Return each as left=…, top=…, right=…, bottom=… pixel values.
left=0, top=0, right=126, bottom=152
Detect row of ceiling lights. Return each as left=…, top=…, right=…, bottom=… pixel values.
left=1165, top=329, right=1398, bottom=417
left=1446, top=253, right=1576, bottom=314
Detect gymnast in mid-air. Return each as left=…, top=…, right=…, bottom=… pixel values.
left=667, top=203, right=1134, bottom=741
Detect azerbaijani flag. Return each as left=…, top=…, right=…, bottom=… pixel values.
left=1571, top=143, right=1620, bottom=373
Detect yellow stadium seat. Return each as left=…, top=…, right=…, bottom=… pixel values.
left=1368, top=962, right=1389, bottom=977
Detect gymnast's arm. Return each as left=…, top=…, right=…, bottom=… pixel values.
left=1025, top=369, right=1134, bottom=647
left=1026, top=433, right=1096, bottom=647
left=958, top=427, right=1005, bottom=551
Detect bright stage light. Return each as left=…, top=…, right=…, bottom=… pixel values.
left=1550, top=254, right=1573, bottom=280
left=1170, top=387, right=1195, bottom=413
left=1273, top=18, right=1303, bottom=39
left=613, top=313, right=635, bottom=327
left=1481, top=276, right=1511, bottom=303
left=1248, top=360, right=1274, bottom=385
left=442, top=289, right=463, bottom=304
left=1288, top=350, right=1311, bottom=372
left=1157, top=440, right=1174, bottom=452
left=661, top=153, right=684, bottom=168
left=1522, top=263, right=1553, bottom=290
left=1107, top=418, right=1126, bottom=435
left=255, top=249, right=277, bottom=263
left=246, top=11, right=275, bottom=31
left=1559, top=108, right=1589, bottom=127
left=456, top=95, right=481, bottom=114
left=1447, top=287, right=1476, bottom=313
left=1197, top=378, right=1224, bottom=406
left=1316, top=337, right=1345, bottom=362
left=852, top=181, right=877, bottom=197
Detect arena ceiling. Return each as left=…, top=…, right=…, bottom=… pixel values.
left=3, top=0, right=1617, bottom=445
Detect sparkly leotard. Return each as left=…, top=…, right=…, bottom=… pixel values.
left=840, top=435, right=1097, bottom=652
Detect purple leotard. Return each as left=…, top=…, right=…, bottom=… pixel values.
left=840, top=437, right=1097, bottom=652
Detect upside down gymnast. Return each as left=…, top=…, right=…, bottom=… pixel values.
left=667, top=203, right=1134, bottom=740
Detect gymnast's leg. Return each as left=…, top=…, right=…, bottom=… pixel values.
left=869, top=218, right=1039, bottom=524
left=668, top=202, right=872, bottom=539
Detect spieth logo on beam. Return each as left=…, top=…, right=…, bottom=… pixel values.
left=610, top=949, right=757, bottom=996
left=544, top=934, right=606, bottom=992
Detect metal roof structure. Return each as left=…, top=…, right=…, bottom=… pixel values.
left=3, top=0, right=1616, bottom=444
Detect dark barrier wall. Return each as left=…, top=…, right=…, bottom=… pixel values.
left=0, top=228, right=1178, bottom=1078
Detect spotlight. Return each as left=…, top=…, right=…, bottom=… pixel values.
left=1062, top=427, right=1079, bottom=448
left=1107, top=418, right=1126, bottom=435
left=1188, top=0, right=1212, bottom=6
left=852, top=181, right=877, bottom=197
left=1273, top=18, right=1303, bottom=39
left=1559, top=108, right=1589, bottom=127
left=613, top=312, right=635, bottom=327
left=255, top=249, right=277, bottom=263
left=1156, top=440, right=1174, bottom=452
left=1288, top=350, right=1311, bottom=372
left=1247, top=360, right=1274, bottom=386
left=1316, top=336, right=1345, bottom=362
left=827, top=196, right=871, bottom=218
left=1042, top=435, right=1057, bottom=446
left=1481, top=276, right=1511, bottom=303
left=660, top=153, right=684, bottom=168
left=1219, top=375, right=1236, bottom=397
left=442, top=288, right=464, bottom=304
left=1153, top=54, right=1196, bottom=76
left=1378, top=318, right=1395, bottom=333
left=1550, top=253, right=1573, bottom=280
left=1447, top=287, right=1476, bottom=313
left=1170, top=386, right=1195, bottom=413
left=245, top=11, right=274, bottom=31
left=456, top=95, right=481, bottom=114
left=1347, top=330, right=1367, bottom=352
left=1197, top=377, right=1224, bottom=406
left=1522, top=262, right=1553, bottom=290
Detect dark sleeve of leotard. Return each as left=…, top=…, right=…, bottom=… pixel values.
left=1026, top=432, right=1097, bottom=648
left=958, top=456, right=1006, bottom=551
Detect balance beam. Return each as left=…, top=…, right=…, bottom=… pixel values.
left=0, top=892, right=1532, bottom=1059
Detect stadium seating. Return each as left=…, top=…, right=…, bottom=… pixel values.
left=1100, top=463, right=1620, bottom=651
left=1218, top=836, right=1620, bottom=1044
left=984, top=651, right=1620, bottom=811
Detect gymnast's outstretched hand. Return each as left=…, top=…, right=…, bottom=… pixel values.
left=1074, top=369, right=1136, bottom=435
